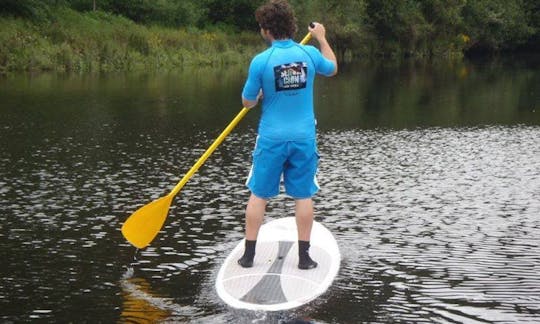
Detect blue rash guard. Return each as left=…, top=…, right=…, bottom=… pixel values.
left=242, top=39, right=336, bottom=141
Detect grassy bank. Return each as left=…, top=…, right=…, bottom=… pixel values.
left=0, top=7, right=262, bottom=73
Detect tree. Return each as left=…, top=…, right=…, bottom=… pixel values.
left=203, top=0, right=261, bottom=31
left=421, top=0, right=467, bottom=56
left=0, top=0, right=52, bottom=20
left=366, top=0, right=431, bottom=56
left=281, top=0, right=369, bottom=59
left=463, top=0, right=534, bottom=52
left=523, top=0, right=540, bottom=50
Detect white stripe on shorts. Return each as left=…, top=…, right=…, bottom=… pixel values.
left=245, top=136, right=259, bottom=186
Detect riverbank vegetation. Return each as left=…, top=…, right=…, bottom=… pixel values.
left=1, top=0, right=538, bottom=73
left=0, top=6, right=261, bottom=73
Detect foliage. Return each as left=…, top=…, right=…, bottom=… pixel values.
left=462, top=0, right=535, bottom=52
left=0, top=0, right=538, bottom=73
left=203, top=0, right=261, bottom=31
left=292, top=0, right=369, bottom=60
left=0, top=7, right=261, bottom=73
left=362, top=0, right=536, bottom=57
left=0, top=0, right=52, bottom=21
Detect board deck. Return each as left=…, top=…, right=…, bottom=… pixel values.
left=216, top=217, right=340, bottom=311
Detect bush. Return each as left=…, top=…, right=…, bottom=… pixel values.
left=0, top=7, right=262, bottom=73
left=463, top=0, right=535, bottom=52
left=0, top=0, right=52, bottom=21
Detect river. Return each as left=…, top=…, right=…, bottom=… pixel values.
left=1, top=55, right=539, bottom=323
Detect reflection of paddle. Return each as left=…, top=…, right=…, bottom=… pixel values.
left=122, top=31, right=314, bottom=249
left=120, top=268, right=200, bottom=321
left=121, top=276, right=171, bottom=322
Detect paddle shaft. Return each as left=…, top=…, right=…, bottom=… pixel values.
left=168, top=32, right=313, bottom=199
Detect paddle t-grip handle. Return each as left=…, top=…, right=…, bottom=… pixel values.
left=309, top=22, right=315, bottom=28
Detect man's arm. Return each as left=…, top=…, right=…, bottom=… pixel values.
left=242, top=97, right=258, bottom=109
left=242, top=89, right=263, bottom=108
left=309, top=22, right=338, bottom=76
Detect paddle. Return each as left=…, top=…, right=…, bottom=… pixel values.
left=121, top=30, right=314, bottom=249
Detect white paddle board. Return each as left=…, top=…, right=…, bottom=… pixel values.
left=216, top=217, right=340, bottom=311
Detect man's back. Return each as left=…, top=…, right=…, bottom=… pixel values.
left=243, top=39, right=335, bottom=141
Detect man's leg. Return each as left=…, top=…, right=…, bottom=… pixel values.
left=295, top=198, right=318, bottom=269
left=295, top=198, right=314, bottom=241
left=245, top=194, right=267, bottom=240
left=238, top=194, right=267, bottom=268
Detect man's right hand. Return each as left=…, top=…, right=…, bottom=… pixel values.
left=308, top=22, right=327, bottom=42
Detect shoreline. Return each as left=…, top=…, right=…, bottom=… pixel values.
left=1, top=7, right=537, bottom=75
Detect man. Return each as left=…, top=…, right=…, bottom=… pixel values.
left=238, top=0, right=337, bottom=270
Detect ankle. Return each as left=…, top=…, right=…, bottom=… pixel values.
left=243, top=239, right=256, bottom=257
left=237, top=239, right=256, bottom=268
left=298, top=240, right=317, bottom=269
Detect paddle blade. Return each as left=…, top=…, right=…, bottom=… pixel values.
left=121, top=195, right=173, bottom=249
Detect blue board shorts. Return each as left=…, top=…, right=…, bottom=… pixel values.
left=246, top=136, right=320, bottom=199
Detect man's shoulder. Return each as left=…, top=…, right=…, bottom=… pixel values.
left=248, top=47, right=278, bottom=75
left=253, top=47, right=274, bottom=60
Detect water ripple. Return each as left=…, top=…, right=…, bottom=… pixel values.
left=317, top=126, right=540, bottom=323
left=1, top=125, right=539, bottom=322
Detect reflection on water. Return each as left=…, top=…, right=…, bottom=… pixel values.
left=121, top=270, right=172, bottom=322
left=0, top=58, right=539, bottom=322
left=120, top=267, right=204, bottom=322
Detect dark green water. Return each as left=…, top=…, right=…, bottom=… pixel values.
left=1, top=56, right=539, bottom=323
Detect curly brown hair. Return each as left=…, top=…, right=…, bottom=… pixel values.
left=255, top=0, right=297, bottom=40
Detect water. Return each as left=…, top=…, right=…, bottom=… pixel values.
left=1, top=56, right=539, bottom=323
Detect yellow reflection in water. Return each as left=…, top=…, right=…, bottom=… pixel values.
left=120, top=276, right=171, bottom=323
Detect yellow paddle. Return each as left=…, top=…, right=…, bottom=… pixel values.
left=121, top=31, right=314, bottom=249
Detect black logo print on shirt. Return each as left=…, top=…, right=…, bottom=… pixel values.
left=274, top=62, right=308, bottom=92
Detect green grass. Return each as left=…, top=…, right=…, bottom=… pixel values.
left=0, top=7, right=263, bottom=73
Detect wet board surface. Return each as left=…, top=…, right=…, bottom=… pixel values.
left=216, top=217, right=340, bottom=311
